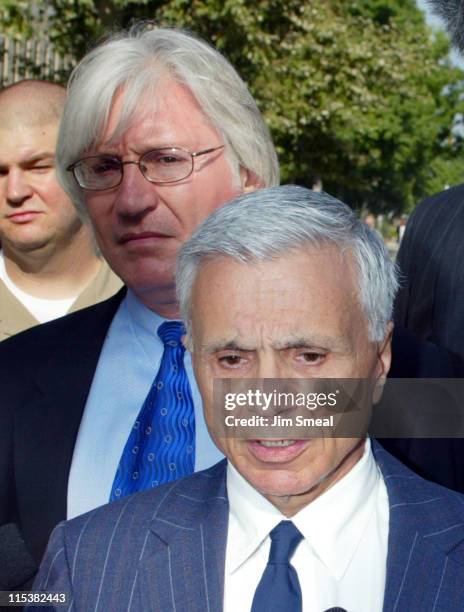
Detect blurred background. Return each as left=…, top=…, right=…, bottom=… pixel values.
left=0, top=0, right=461, bottom=246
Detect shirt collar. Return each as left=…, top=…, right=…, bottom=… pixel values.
left=125, top=289, right=167, bottom=333
left=124, top=289, right=183, bottom=357
left=226, top=438, right=381, bottom=580
left=227, top=458, right=283, bottom=573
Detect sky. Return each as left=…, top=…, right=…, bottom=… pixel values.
left=417, top=0, right=443, bottom=27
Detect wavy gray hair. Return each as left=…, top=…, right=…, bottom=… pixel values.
left=176, top=185, right=398, bottom=342
left=57, top=24, right=279, bottom=216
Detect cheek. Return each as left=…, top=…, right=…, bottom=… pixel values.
left=37, top=177, right=67, bottom=204
left=189, top=175, right=242, bottom=224
left=55, top=199, right=79, bottom=223
left=192, top=362, right=214, bottom=405
left=85, top=205, right=111, bottom=238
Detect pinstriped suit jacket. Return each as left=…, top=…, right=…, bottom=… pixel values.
left=31, top=442, right=464, bottom=612
left=395, top=183, right=464, bottom=363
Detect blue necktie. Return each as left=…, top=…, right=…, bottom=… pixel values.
left=110, top=321, right=195, bottom=501
left=251, top=520, right=304, bottom=612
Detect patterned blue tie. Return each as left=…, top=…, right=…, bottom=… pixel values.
left=110, top=321, right=195, bottom=501
left=251, top=520, right=304, bottom=612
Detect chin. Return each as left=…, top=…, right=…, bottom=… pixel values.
left=246, top=468, right=309, bottom=498
left=119, top=265, right=174, bottom=291
left=8, top=236, right=51, bottom=252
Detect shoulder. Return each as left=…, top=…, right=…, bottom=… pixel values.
left=62, top=460, right=228, bottom=542
left=89, top=460, right=228, bottom=523
left=408, top=183, right=464, bottom=229
left=390, top=325, right=462, bottom=377
left=373, top=442, right=464, bottom=522
left=0, top=289, right=125, bottom=365
left=396, top=184, right=464, bottom=276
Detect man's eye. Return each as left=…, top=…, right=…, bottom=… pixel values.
left=159, top=155, right=181, bottom=164
left=90, top=159, right=120, bottom=174
left=218, top=354, right=244, bottom=367
left=149, top=154, right=185, bottom=166
left=297, top=351, right=324, bottom=364
left=30, top=165, right=53, bottom=172
left=145, top=150, right=187, bottom=165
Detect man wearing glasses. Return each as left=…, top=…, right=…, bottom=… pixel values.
left=0, top=24, right=278, bottom=589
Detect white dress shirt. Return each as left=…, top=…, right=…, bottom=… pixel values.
left=67, top=290, right=223, bottom=518
left=0, top=251, right=75, bottom=322
left=224, top=438, right=389, bottom=612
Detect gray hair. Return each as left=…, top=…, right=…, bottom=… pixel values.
left=56, top=24, right=279, bottom=216
left=176, top=185, right=398, bottom=342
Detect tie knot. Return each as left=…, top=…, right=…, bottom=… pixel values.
left=157, top=321, right=186, bottom=347
left=268, top=521, right=303, bottom=564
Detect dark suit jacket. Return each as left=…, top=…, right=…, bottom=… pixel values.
left=0, top=289, right=125, bottom=585
left=395, top=183, right=464, bottom=362
left=386, top=185, right=464, bottom=500
left=31, top=443, right=464, bottom=612
left=378, top=325, right=464, bottom=493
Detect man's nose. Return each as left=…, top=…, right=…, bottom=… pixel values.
left=256, top=354, right=283, bottom=379
left=6, top=169, right=33, bottom=205
left=113, top=162, right=160, bottom=218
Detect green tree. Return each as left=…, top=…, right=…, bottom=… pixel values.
left=2, top=0, right=463, bottom=213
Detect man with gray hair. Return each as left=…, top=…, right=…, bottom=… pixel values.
left=32, top=186, right=464, bottom=611
left=0, top=24, right=278, bottom=588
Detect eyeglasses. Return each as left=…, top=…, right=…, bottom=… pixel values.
left=67, top=145, right=225, bottom=191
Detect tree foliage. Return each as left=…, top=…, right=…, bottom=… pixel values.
left=1, top=0, right=463, bottom=213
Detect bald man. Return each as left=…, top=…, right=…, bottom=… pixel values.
left=0, top=80, right=122, bottom=341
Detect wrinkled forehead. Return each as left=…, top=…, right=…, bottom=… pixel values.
left=91, top=76, right=216, bottom=153
left=91, top=77, right=166, bottom=151
left=190, top=247, right=365, bottom=334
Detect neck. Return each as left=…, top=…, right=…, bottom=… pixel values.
left=3, top=224, right=101, bottom=299
left=268, top=438, right=366, bottom=517
left=132, top=285, right=181, bottom=319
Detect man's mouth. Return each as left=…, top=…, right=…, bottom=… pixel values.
left=7, top=211, right=42, bottom=223
left=246, top=439, right=308, bottom=462
left=256, top=440, right=296, bottom=447
left=118, top=231, right=172, bottom=244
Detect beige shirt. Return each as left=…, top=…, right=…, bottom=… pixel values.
left=0, top=260, right=123, bottom=341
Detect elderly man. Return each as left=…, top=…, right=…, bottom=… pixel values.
left=32, top=186, right=464, bottom=612
left=0, top=80, right=121, bottom=340
left=0, top=26, right=278, bottom=588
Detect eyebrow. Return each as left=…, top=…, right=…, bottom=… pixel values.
left=271, top=335, right=348, bottom=352
left=21, top=152, right=55, bottom=164
left=201, top=340, right=255, bottom=354
left=0, top=153, right=55, bottom=172
left=201, top=335, right=349, bottom=354
left=95, top=142, right=179, bottom=156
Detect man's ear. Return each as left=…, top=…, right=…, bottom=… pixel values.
left=239, top=166, right=264, bottom=193
left=373, top=321, right=393, bottom=404
left=377, top=321, right=394, bottom=379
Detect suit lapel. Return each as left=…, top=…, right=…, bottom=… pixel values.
left=135, top=462, right=229, bottom=612
left=16, top=290, right=125, bottom=561
left=374, top=443, right=464, bottom=612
